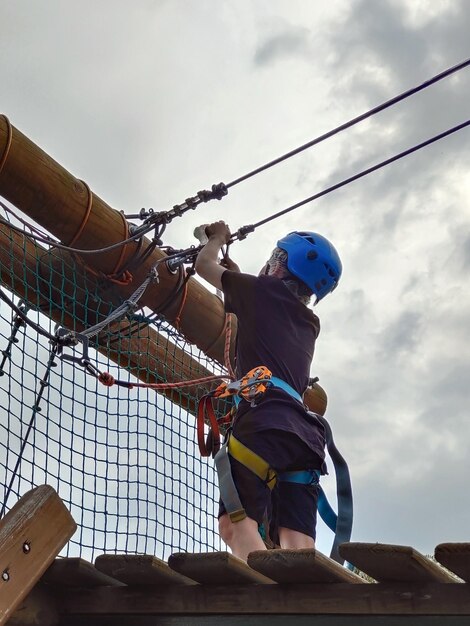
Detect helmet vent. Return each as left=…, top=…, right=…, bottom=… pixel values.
left=298, top=232, right=316, bottom=245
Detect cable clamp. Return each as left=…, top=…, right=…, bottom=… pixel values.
left=54, top=329, right=103, bottom=379
left=121, top=299, right=142, bottom=316
left=165, top=246, right=199, bottom=273
left=197, top=182, right=228, bottom=202
left=123, top=207, right=156, bottom=220
left=148, top=265, right=160, bottom=283
left=235, top=224, right=255, bottom=240
left=54, top=327, right=80, bottom=350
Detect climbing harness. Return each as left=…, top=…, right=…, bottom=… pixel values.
left=198, top=364, right=353, bottom=564
left=216, top=411, right=352, bottom=563
left=196, top=366, right=272, bottom=457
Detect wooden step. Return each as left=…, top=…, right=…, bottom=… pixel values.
left=0, top=485, right=76, bottom=626
left=43, top=557, right=125, bottom=587
left=168, top=551, right=276, bottom=585
left=95, top=554, right=197, bottom=586
left=339, top=542, right=457, bottom=583
left=435, top=543, right=470, bottom=582
left=247, top=548, right=364, bottom=584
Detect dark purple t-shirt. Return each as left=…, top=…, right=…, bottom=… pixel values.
left=221, top=271, right=326, bottom=462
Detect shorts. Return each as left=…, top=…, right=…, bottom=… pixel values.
left=218, top=429, right=323, bottom=540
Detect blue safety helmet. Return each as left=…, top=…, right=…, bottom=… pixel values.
left=277, top=231, right=342, bottom=303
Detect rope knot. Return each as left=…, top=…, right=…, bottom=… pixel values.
left=99, top=372, right=115, bottom=387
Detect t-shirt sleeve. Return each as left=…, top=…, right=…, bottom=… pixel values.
left=221, top=271, right=258, bottom=316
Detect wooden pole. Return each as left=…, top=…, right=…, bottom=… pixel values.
left=0, top=115, right=327, bottom=415
left=0, top=485, right=76, bottom=626
left=0, top=223, right=218, bottom=413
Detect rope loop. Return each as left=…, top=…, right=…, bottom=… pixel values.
left=68, top=180, right=93, bottom=247
left=71, top=200, right=134, bottom=285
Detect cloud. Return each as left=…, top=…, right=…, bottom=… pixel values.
left=254, top=21, right=311, bottom=66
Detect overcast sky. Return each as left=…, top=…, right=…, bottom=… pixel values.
left=1, top=0, right=470, bottom=559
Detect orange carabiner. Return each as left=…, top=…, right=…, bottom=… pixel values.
left=238, top=366, right=272, bottom=403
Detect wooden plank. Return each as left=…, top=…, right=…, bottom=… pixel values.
left=168, top=551, right=276, bottom=585
left=435, top=543, right=470, bottom=582
left=247, top=548, right=363, bottom=584
left=42, top=557, right=125, bottom=588
left=94, top=554, right=197, bottom=586
left=0, top=485, right=76, bottom=626
left=339, top=542, right=456, bottom=583
left=56, top=582, right=470, bottom=615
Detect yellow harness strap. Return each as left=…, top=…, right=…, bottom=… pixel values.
left=228, top=435, right=277, bottom=489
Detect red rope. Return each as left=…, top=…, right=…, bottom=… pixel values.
left=224, top=313, right=236, bottom=380
left=72, top=201, right=134, bottom=285
left=98, top=371, right=227, bottom=390
left=68, top=180, right=93, bottom=247
left=173, top=280, right=189, bottom=331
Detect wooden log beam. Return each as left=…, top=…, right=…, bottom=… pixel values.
left=0, top=115, right=228, bottom=359
left=55, top=582, right=470, bottom=616
left=0, top=222, right=219, bottom=414
left=0, top=485, right=76, bottom=626
left=0, top=115, right=327, bottom=415
left=7, top=585, right=59, bottom=626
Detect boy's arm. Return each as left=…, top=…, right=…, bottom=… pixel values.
left=195, top=221, right=232, bottom=290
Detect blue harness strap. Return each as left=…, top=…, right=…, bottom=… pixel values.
left=233, top=376, right=302, bottom=407
left=315, top=412, right=353, bottom=564
left=270, top=377, right=302, bottom=402
left=278, top=469, right=320, bottom=485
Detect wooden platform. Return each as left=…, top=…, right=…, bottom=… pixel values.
left=8, top=542, right=470, bottom=625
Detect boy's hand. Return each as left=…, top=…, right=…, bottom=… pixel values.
left=205, top=221, right=231, bottom=244
left=220, top=256, right=240, bottom=273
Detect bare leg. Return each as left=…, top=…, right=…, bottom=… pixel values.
left=219, top=513, right=267, bottom=562
left=278, top=526, right=315, bottom=550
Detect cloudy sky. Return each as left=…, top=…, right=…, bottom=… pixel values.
left=1, top=0, right=470, bottom=559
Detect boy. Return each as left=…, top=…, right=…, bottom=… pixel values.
left=195, top=221, right=342, bottom=561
